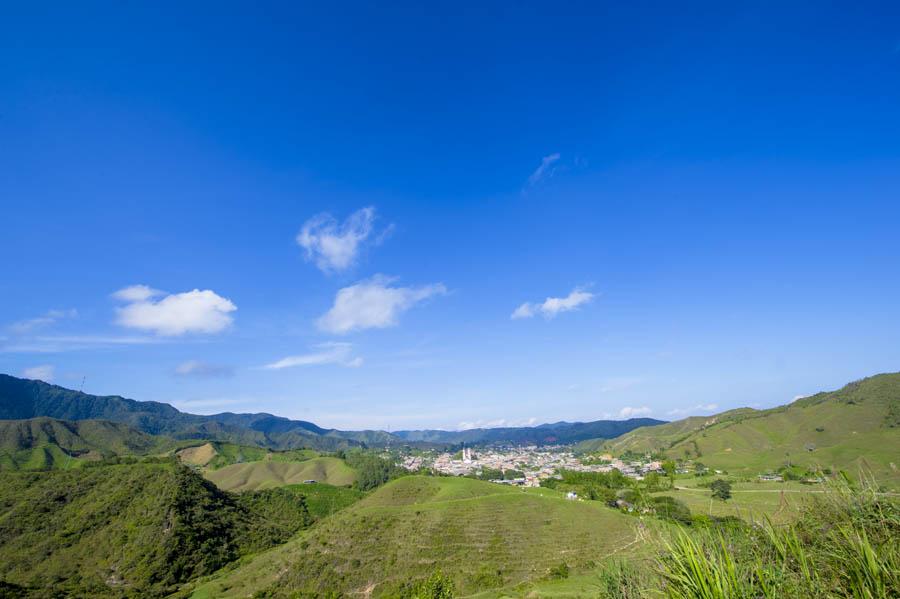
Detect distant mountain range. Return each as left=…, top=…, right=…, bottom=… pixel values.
left=393, top=418, right=665, bottom=445
left=0, top=374, right=659, bottom=452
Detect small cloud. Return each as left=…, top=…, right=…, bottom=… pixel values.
left=262, top=342, right=363, bottom=370
left=317, top=275, right=446, bottom=334
left=297, top=206, right=389, bottom=273
left=512, top=287, right=595, bottom=320
left=526, top=153, right=561, bottom=187
left=113, top=286, right=236, bottom=336
left=9, top=309, right=77, bottom=334
left=667, top=403, right=719, bottom=417
left=171, top=397, right=247, bottom=413
left=174, top=360, right=234, bottom=378
left=22, top=364, right=54, bottom=382
left=618, top=406, right=652, bottom=418
left=457, top=416, right=538, bottom=430
left=111, top=285, right=163, bottom=302
left=792, top=394, right=809, bottom=402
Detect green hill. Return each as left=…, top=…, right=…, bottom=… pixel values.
left=204, top=456, right=357, bottom=491
left=176, top=441, right=319, bottom=469
left=0, top=461, right=312, bottom=597
left=0, top=374, right=396, bottom=450
left=0, top=417, right=172, bottom=470
left=188, top=476, right=639, bottom=598
left=578, top=373, right=900, bottom=481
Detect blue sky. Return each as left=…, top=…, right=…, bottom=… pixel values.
left=2, top=3, right=899, bottom=429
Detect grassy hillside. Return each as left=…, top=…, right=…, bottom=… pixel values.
left=0, top=417, right=172, bottom=471
left=204, top=456, right=357, bottom=491
left=176, top=441, right=319, bottom=469
left=188, top=476, right=639, bottom=598
left=581, top=373, right=900, bottom=482
left=0, top=460, right=311, bottom=597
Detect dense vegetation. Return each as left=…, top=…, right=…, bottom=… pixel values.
left=0, top=460, right=311, bottom=597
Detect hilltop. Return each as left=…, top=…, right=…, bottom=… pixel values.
left=205, top=457, right=357, bottom=491
left=187, top=476, right=640, bottom=598
left=578, top=373, right=900, bottom=481
left=0, top=417, right=172, bottom=470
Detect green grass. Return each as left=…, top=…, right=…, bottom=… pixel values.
left=187, top=476, right=640, bottom=598
left=203, top=456, right=356, bottom=491
left=583, top=373, right=900, bottom=485
left=282, top=482, right=365, bottom=519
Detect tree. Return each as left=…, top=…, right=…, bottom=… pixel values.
left=710, top=479, right=732, bottom=502
left=413, top=570, right=455, bottom=599
left=661, top=460, right=676, bottom=489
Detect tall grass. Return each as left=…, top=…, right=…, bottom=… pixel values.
left=656, top=476, right=899, bottom=598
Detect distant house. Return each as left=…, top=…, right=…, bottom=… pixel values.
left=566, top=491, right=578, bottom=500
left=303, top=479, right=317, bottom=484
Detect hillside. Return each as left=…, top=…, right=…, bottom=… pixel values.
left=205, top=457, right=357, bottom=491
left=175, top=441, right=318, bottom=469
left=0, top=417, right=172, bottom=470
left=0, top=461, right=311, bottom=597
left=188, top=476, right=639, bottom=598
left=579, top=373, right=900, bottom=481
left=0, top=374, right=394, bottom=450
left=394, top=417, right=664, bottom=445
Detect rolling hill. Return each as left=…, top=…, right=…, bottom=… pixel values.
left=578, top=373, right=900, bottom=481
left=205, top=457, right=357, bottom=491
left=0, top=461, right=311, bottom=597
left=187, top=476, right=640, bottom=598
left=0, top=417, right=172, bottom=470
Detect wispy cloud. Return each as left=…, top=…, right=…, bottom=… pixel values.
left=317, top=275, right=446, bottom=334
left=512, top=287, right=595, bottom=320
left=667, top=403, right=719, bottom=417
left=21, top=364, right=55, bottom=381
left=526, top=152, right=561, bottom=187
left=1, top=335, right=164, bottom=353
left=297, top=206, right=389, bottom=273
left=174, top=360, right=235, bottom=378
left=9, top=309, right=77, bottom=334
left=263, top=342, right=363, bottom=370
left=113, top=286, right=236, bottom=336
left=618, top=406, right=652, bottom=418
left=457, top=417, right=538, bottom=430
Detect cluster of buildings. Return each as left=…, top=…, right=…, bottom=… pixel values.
left=406, top=446, right=664, bottom=486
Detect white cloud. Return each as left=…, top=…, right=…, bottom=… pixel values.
left=618, top=406, right=652, bottom=418
left=296, top=206, right=381, bottom=272
left=114, top=287, right=236, bottom=336
left=457, top=417, right=538, bottom=430
left=22, top=364, right=54, bottom=381
left=9, top=309, right=77, bottom=333
left=174, top=360, right=234, bottom=378
left=1, top=335, right=163, bottom=353
left=526, top=152, right=561, bottom=187
left=511, top=287, right=595, bottom=320
left=111, top=285, right=163, bottom=302
left=263, top=342, right=363, bottom=370
left=667, top=403, right=720, bottom=417
left=317, top=275, right=446, bottom=334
